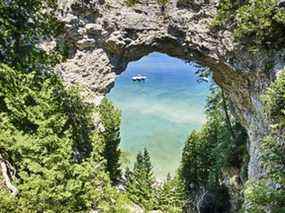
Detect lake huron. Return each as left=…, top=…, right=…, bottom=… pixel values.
left=107, top=52, right=210, bottom=178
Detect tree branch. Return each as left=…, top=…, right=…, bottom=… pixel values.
left=221, top=89, right=236, bottom=140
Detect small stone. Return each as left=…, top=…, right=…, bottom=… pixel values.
left=85, top=23, right=103, bottom=35
left=61, top=13, right=78, bottom=25
left=76, top=38, right=96, bottom=49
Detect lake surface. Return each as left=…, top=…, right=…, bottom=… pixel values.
left=107, top=52, right=210, bottom=179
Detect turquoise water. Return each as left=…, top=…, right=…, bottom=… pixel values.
left=107, top=52, right=210, bottom=178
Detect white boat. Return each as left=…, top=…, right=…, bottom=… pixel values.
left=132, top=74, right=147, bottom=81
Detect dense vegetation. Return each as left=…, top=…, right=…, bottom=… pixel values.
left=0, top=0, right=128, bottom=211
left=124, top=149, right=185, bottom=212
left=99, top=98, right=122, bottom=184
left=0, top=65, right=128, bottom=212
left=0, top=0, right=61, bottom=71
left=125, top=149, right=157, bottom=210
left=179, top=87, right=249, bottom=212
left=212, top=0, right=285, bottom=47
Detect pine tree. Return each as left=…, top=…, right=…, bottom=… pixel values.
left=0, top=1, right=128, bottom=210
left=126, top=149, right=157, bottom=210
left=181, top=130, right=211, bottom=192
left=143, top=148, right=153, bottom=181
left=99, top=98, right=122, bottom=184
left=0, top=64, right=129, bottom=212
left=158, top=173, right=185, bottom=212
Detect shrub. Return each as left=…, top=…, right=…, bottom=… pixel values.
left=262, top=71, right=285, bottom=129
left=212, top=0, right=285, bottom=47
left=125, top=0, right=139, bottom=7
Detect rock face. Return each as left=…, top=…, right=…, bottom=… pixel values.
left=55, top=0, right=284, bottom=209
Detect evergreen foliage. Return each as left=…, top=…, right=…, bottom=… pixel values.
left=263, top=71, right=285, bottom=129
left=125, top=148, right=157, bottom=210
left=0, top=0, right=128, bottom=211
left=0, top=0, right=62, bottom=71
left=0, top=64, right=128, bottom=211
left=125, top=149, right=186, bottom=212
left=158, top=173, right=185, bottom=212
left=180, top=87, right=248, bottom=211
left=181, top=130, right=212, bottom=190
left=99, top=98, right=122, bottom=184
left=212, top=0, right=285, bottom=47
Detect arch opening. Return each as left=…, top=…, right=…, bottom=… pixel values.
left=56, top=1, right=282, bottom=209
left=107, top=52, right=212, bottom=178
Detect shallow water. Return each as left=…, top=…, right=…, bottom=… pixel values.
left=107, top=52, right=210, bottom=179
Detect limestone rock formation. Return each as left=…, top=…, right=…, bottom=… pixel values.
left=54, top=0, right=285, bottom=211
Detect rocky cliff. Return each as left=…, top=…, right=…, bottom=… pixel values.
left=54, top=0, right=284, bottom=211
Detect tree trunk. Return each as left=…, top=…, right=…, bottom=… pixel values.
left=0, top=153, right=18, bottom=196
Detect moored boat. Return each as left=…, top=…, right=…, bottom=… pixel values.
left=132, top=74, right=147, bottom=81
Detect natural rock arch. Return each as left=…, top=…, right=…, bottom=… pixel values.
left=56, top=0, right=284, bottom=183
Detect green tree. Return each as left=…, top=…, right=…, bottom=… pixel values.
left=0, top=0, right=61, bottom=71
left=158, top=173, right=185, bottom=212
left=212, top=0, right=285, bottom=47
left=180, top=87, right=248, bottom=211
left=99, top=98, right=122, bottom=184
left=126, top=148, right=157, bottom=210
left=0, top=64, right=128, bottom=212
left=181, top=130, right=211, bottom=192
left=0, top=0, right=128, bottom=211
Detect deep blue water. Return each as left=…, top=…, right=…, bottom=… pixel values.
left=107, top=52, right=210, bottom=178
